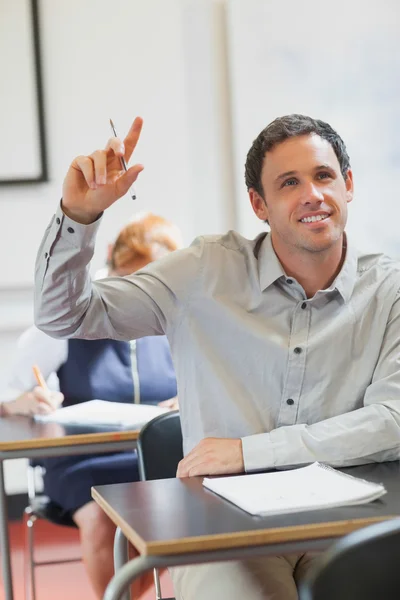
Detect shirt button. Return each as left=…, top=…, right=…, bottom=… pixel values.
left=56, top=217, right=60, bottom=225
left=67, top=227, right=75, bottom=234
left=286, top=398, right=294, bottom=406
left=294, top=347, right=302, bottom=354
left=44, top=252, right=48, bottom=259
left=287, top=279, right=293, bottom=284
left=301, top=302, right=307, bottom=309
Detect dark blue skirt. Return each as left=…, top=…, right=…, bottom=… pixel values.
left=41, top=451, right=139, bottom=516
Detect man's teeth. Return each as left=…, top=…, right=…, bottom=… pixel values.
left=300, top=214, right=329, bottom=223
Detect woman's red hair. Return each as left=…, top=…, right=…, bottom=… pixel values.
left=110, top=213, right=181, bottom=271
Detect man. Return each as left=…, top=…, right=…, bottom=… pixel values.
left=35, top=114, right=400, bottom=599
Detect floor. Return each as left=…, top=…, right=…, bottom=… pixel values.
left=0, top=519, right=174, bottom=600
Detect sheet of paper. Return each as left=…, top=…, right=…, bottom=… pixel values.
left=203, top=463, right=386, bottom=516
left=34, top=399, right=169, bottom=428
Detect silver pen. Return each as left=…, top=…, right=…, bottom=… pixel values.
left=109, top=118, right=136, bottom=200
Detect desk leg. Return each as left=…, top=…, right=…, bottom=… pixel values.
left=104, top=538, right=334, bottom=600
left=0, top=460, right=14, bottom=600
left=105, top=556, right=160, bottom=600
left=113, top=528, right=130, bottom=600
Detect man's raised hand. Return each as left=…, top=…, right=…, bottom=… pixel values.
left=62, top=117, right=144, bottom=224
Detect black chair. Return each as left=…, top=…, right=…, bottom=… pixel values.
left=299, top=517, right=400, bottom=600
left=137, top=410, right=183, bottom=600
left=24, top=462, right=80, bottom=600
left=137, top=409, right=183, bottom=481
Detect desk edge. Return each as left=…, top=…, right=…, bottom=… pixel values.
left=91, top=487, right=395, bottom=556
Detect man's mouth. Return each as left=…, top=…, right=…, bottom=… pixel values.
left=299, top=213, right=330, bottom=224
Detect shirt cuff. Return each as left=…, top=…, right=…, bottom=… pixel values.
left=42, top=201, right=103, bottom=258
left=241, top=432, right=276, bottom=472
left=56, top=201, right=103, bottom=248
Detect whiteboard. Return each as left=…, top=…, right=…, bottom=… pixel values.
left=0, top=0, right=46, bottom=182
left=227, top=0, right=400, bottom=256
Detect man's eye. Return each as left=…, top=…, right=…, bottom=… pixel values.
left=283, top=178, right=297, bottom=187
left=317, top=172, right=331, bottom=180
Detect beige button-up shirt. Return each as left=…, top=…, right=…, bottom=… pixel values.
left=35, top=204, right=400, bottom=471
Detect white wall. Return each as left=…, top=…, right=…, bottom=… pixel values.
left=227, top=0, right=400, bottom=255
left=0, top=0, right=235, bottom=494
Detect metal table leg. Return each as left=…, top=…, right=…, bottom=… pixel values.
left=104, top=537, right=333, bottom=600
left=0, top=459, right=14, bottom=600
left=105, top=556, right=162, bottom=600
left=113, top=527, right=130, bottom=600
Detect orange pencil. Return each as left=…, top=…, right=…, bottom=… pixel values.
left=32, top=364, right=49, bottom=391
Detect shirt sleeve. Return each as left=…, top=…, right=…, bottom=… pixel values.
left=34, top=203, right=204, bottom=341
left=0, top=326, right=67, bottom=402
left=242, top=293, right=400, bottom=472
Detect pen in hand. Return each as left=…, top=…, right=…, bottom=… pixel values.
left=109, top=118, right=136, bottom=200
left=32, top=364, right=48, bottom=391
left=32, top=364, right=53, bottom=409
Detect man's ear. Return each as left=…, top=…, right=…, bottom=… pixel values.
left=345, top=169, right=354, bottom=204
left=249, top=188, right=269, bottom=222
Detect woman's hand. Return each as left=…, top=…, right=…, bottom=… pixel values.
left=158, top=396, right=179, bottom=411
left=3, top=388, right=64, bottom=416
left=62, top=117, right=144, bottom=224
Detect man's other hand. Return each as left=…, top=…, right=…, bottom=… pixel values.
left=177, top=437, right=244, bottom=478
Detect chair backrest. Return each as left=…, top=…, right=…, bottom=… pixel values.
left=137, top=410, right=183, bottom=481
left=299, top=517, right=400, bottom=600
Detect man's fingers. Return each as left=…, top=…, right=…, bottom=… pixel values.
left=123, top=117, right=143, bottom=162
left=90, top=149, right=108, bottom=185
left=177, top=451, right=207, bottom=477
left=115, top=164, right=144, bottom=197
left=185, top=462, right=209, bottom=477
left=177, top=457, right=209, bottom=478
left=74, top=155, right=97, bottom=190
left=177, top=460, right=186, bottom=478
left=105, top=137, right=125, bottom=157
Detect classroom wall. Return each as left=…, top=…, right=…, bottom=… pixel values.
left=227, top=0, right=400, bottom=251
left=0, top=0, right=234, bottom=494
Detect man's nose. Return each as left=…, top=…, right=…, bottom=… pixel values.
left=301, top=182, right=324, bottom=204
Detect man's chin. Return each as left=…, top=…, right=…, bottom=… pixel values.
left=297, top=231, right=342, bottom=254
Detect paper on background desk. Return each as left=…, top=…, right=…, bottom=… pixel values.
left=34, top=399, right=168, bottom=428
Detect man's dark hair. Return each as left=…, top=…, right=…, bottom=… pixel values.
left=244, top=114, right=351, bottom=197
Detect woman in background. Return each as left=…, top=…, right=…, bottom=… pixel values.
left=0, top=212, right=180, bottom=598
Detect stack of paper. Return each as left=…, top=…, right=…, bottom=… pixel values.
left=203, top=462, right=386, bottom=516
left=34, top=399, right=168, bottom=428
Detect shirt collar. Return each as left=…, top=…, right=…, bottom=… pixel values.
left=329, top=235, right=358, bottom=303
left=257, top=232, right=358, bottom=303
left=257, top=233, right=287, bottom=291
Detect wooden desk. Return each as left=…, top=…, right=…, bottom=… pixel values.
left=92, top=461, right=400, bottom=600
left=0, top=416, right=140, bottom=600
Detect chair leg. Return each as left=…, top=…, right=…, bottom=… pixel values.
left=24, top=507, right=37, bottom=600
left=153, top=568, right=162, bottom=600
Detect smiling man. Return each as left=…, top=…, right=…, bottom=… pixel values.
left=35, top=114, right=400, bottom=600
left=246, top=118, right=353, bottom=300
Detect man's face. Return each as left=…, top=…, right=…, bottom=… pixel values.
left=249, top=134, right=353, bottom=254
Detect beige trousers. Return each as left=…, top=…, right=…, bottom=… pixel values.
left=170, top=553, right=319, bottom=600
